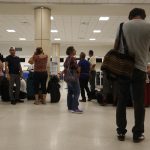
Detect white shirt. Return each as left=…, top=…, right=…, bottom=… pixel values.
left=89, top=56, right=96, bottom=71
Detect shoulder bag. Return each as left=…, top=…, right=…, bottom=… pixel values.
left=101, top=23, right=135, bottom=78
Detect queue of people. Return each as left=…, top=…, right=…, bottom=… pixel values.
left=0, top=7, right=150, bottom=143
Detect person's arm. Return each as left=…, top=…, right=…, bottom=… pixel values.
left=91, top=64, right=96, bottom=70
left=28, top=56, right=34, bottom=64
left=19, top=63, right=23, bottom=77
left=5, top=61, right=10, bottom=80
left=78, top=61, right=81, bottom=75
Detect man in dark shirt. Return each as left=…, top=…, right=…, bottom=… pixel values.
left=78, top=52, right=91, bottom=102
left=5, top=47, right=23, bottom=105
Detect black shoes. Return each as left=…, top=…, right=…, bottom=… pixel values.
left=117, top=134, right=145, bottom=143
left=117, top=134, right=125, bottom=141
left=79, top=99, right=86, bottom=102
left=11, top=99, right=24, bottom=105
left=133, top=135, right=145, bottom=143
left=16, top=99, right=24, bottom=103
left=11, top=100, right=16, bottom=105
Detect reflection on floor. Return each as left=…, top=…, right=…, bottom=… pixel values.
left=0, top=83, right=149, bottom=150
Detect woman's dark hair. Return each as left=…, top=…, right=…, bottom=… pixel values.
left=35, top=47, right=43, bottom=55
left=66, top=46, right=75, bottom=55
left=128, top=8, right=146, bottom=20
left=89, top=50, right=94, bottom=56
left=0, top=53, right=4, bottom=62
left=80, top=52, right=86, bottom=59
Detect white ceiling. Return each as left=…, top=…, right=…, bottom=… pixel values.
left=0, top=0, right=150, bottom=4
left=0, top=14, right=128, bottom=45
left=0, top=1, right=150, bottom=47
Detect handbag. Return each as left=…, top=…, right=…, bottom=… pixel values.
left=101, top=23, right=135, bottom=78
left=64, top=57, right=78, bottom=83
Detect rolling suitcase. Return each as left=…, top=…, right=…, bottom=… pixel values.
left=47, top=75, right=60, bottom=103
left=27, top=71, right=35, bottom=100
left=1, top=77, right=10, bottom=101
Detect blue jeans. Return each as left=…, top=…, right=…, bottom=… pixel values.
left=116, top=68, right=146, bottom=137
left=67, top=80, right=80, bottom=110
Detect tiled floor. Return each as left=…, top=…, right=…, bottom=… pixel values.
left=0, top=84, right=150, bottom=150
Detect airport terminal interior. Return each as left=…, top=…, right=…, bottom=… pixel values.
left=0, top=0, right=150, bottom=150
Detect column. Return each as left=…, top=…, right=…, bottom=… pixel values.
left=34, top=7, right=51, bottom=71
left=52, top=43, right=60, bottom=73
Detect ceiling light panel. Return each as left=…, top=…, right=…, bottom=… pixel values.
left=51, top=29, right=58, bottom=33
left=99, top=17, right=110, bottom=21
left=6, top=29, right=16, bottom=32
left=89, top=38, right=96, bottom=41
left=93, top=30, right=101, bottom=33
left=51, top=16, right=54, bottom=20
left=54, top=38, right=61, bottom=41
left=19, top=38, right=26, bottom=41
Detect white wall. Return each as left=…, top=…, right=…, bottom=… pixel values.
left=0, top=42, right=112, bottom=57
left=1, top=42, right=112, bottom=71
left=60, top=44, right=112, bottom=57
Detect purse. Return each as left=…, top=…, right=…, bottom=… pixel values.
left=64, top=57, right=78, bottom=83
left=101, top=23, right=135, bottom=78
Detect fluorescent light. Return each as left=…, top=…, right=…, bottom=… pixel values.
left=19, top=38, right=26, bottom=41
left=54, top=38, right=61, bottom=41
left=99, top=17, right=110, bottom=21
left=51, top=16, right=54, bottom=20
left=51, top=30, right=58, bottom=33
left=6, top=29, right=16, bottom=32
left=89, top=38, right=96, bottom=41
left=93, top=30, right=101, bottom=33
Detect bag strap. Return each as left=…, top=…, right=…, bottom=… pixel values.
left=120, top=22, right=129, bottom=55
left=117, top=23, right=123, bottom=50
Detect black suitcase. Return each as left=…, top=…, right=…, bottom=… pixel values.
left=27, top=71, right=35, bottom=100
left=47, top=75, right=61, bottom=103
left=95, top=90, right=103, bottom=104
left=1, top=77, right=10, bottom=101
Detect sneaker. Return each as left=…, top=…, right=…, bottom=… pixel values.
left=117, top=134, right=125, bottom=141
left=72, top=109, right=83, bottom=114
left=70, top=110, right=75, bottom=113
left=133, top=135, right=145, bottom=143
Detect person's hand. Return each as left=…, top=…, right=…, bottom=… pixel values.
left=6, top=74, right=10, bottom=80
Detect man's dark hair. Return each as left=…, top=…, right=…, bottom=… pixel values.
left=0, top=53, right=4, bottom=62
left=66, top=46, right=75, bottom=55
left=89, top=50, right=94, bottom=56
left=128, top=8, right=146, bottom=20
left=80, top=52, right=86, bottom=59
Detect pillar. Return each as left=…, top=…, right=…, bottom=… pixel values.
left=34, top=7, right=51, bottom=72
left=52, top=43, right=60, bottom=73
